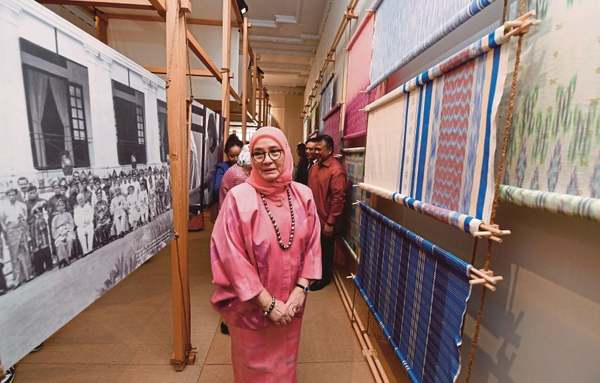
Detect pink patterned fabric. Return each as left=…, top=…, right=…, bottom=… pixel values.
left=210, top=175, right=321, bottom=380
left=218, top=164, right=249, bottom=208
left=430, top=59, right=475, bottom=211
left=323, top=104, right=342, bottom=155
left=344, top=12, right=374, bottom=138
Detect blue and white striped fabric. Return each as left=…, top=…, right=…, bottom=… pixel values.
left=356, top=203, right=472, bottom=383
left=369, top=0, right=496, bottom=90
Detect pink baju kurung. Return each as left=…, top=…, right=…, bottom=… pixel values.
left=210, top=127, right=322, bottom=383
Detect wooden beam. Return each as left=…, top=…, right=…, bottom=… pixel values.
left=251, top=52, right=257, bottom=121
left=230, top=86, right=241, bottom=104
left=145, top=66, right=212, bottom=77
left=230, top=0, right=243, bottom=28
left=186, top=31, right=222, bottom=82
left=39, top=0, right=153, bottom=10
left=166, top=0, right=193, bottom=371
left=95, top=12, right=108, bottom=44
left=221, top=0, right=232, bottom=141
left=241, top=16, right=249, bottom=142
left=148, top=0, right=166, bottom=15
left=103, top=13, right=237, bottom=26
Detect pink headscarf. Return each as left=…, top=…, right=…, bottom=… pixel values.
left=246, top=127, right=294, bottom=196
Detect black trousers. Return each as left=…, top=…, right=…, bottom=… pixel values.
left=320, top=234, right=334, bottom=282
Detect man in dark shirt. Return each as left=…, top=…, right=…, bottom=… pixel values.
left=308, top=134, right=347, bottom=290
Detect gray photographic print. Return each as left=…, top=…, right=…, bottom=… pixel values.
left=0, top=0, right=173, bottom=370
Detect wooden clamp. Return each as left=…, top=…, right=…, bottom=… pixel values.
left=469, top=268, right=503, bottom=291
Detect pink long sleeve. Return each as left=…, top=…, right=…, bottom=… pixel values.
left=210, top=194, right=264, bottom=303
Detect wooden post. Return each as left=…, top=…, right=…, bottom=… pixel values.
left=221, top=0, right=232, bottom=144
left=263, top=92, right=269, bottom=126
left=251, top=53, right=258, bottom=123
left=95, top=12, right=108, bottom=44
left=241, top=16, right=249, bottom=142
left=166, top=0, right=194, bottom=371
left=257, top=74, right=264, bottom=127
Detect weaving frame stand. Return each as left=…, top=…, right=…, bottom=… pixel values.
left=463, top=1, right=533, bottom=380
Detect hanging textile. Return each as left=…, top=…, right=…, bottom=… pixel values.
left=344, top=11, right=374, bottom=139
left=319, top=76, right=336, bottom=132
left=356, top=203, right=471, bottom=383
left=501, top=0, right=600, bottom=221
left=341, top=149, right=366, bottom=257
left=369, top=0, right=496, bottom=90
left=322, top=104, right=342, bottom=155
left=363, top=27, right=511, bottom=233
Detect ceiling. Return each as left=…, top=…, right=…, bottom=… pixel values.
left=245, top=0, right=330, bottom=90
left=47, top=0, right=331, bottom=91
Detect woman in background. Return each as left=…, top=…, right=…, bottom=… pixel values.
left=218, top=145, right=252, bottom=208
left=213, top=134, right=243, bottom=202
left=210, top=127, right=322, bottom=382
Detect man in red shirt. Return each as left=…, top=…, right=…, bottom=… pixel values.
left=308, top=134, right=347, bottom=291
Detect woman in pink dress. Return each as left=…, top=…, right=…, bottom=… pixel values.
left=210, top=127, right=322, bottom=382
left=218, top=145, right=252, bottom=208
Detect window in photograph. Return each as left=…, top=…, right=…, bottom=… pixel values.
left=112, top=80, right=146, bottom=165
left=157, top=99, right=168, bottom=162
left=20, top=38, right=91, bottom=170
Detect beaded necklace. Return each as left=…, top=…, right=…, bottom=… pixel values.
left=260, top=188, right=295, bottom=250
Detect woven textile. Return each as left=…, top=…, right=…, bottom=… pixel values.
left=501, top=0, right=600, bottom=221
left=344, top=11, right=374, bottom=139
left=356, top=203, right=472, bottom=383
left=364, top=27, right=510, bottom=232
left=319, top=76, right=336, bottom=132
left=341, top=150, right=366, bottom=256
left=323, top=104, right=342, bottom=155
left=370, top=0, right=495, bottom=89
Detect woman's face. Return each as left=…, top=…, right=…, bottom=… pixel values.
left=227, top=145, right=242, bottom=163
left=252, top=138, right=284, bottom=182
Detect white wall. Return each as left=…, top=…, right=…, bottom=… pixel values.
left=108, top=19, right=241, bottom=101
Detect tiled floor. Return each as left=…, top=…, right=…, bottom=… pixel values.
left=13, top=229, right=382, bottom=382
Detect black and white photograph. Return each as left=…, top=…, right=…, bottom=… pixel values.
left=0, top=1, right=173, bottom=370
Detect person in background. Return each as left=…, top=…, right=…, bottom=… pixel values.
left=138, top=181, right=149, bottom=225
left=126, top=185, right=140, bottom=230
left=93, top=189, right=111, bottom=247
left=110, top=187, right=128, bottom=237
left=307, top=134, right=347, bottom=291
left=213, top=134, right=243, bottom=202
left=305, top=137, right=319, bottom=167
left=0, top=189, right=32, bottom=286
left=210, top=127, right=321, bottom=382
left=74, top=193, right=94, bottom=255
left=218, top=145, right=252, bottom=208
left=16, top=177, right=29, bottom=202
left=29, top=205, right=52, bottom=275
left=51, top=199, right=75, bottom=268
left=293, top=143, right=310, bottom=185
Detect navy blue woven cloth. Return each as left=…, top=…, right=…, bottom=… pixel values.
left=356, top=203, right=472, bottom=383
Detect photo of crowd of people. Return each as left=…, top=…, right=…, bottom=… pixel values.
left=0, top=165, right=172, bottom=295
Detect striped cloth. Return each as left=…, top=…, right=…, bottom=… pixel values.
left=364, top=27, right=510, bottom=233
left=369, top=0, right=495, bottom=90
left=341, top=150, right=366, bottom=256
left=356, top=203, right=472, bottom=383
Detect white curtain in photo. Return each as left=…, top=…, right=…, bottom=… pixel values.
left=24, top=68, right=50, bottom=168
left=48, top=76, right=73, bottom=156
